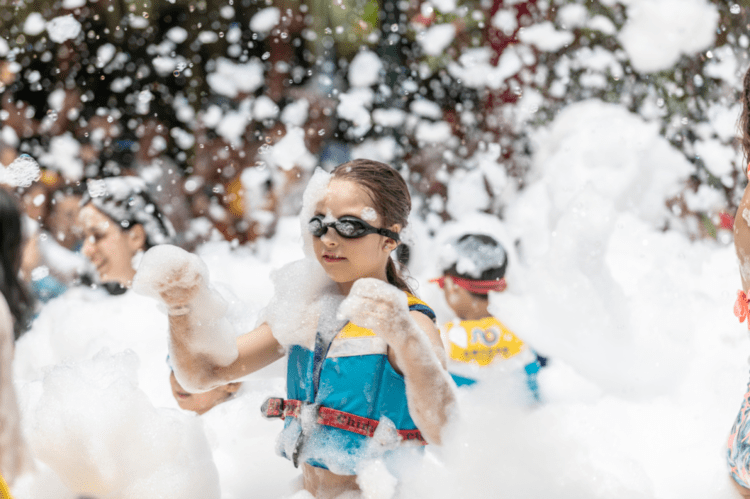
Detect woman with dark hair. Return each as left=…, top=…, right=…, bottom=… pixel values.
left=0, top=188, right=34, bottom=339
left=0, top=188, right=35, bottom=488
left=136, top=158, right=456, bottom=498
left=79, top=176, right=175, bottom=292
left=728, top=65, right=750, bottom=498
left=14, top=176, right=176, bottom=405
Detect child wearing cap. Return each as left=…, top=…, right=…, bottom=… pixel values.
left=431, top=233, right=544, bottom=399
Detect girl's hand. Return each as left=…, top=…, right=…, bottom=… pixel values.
left=337, top=278, right=411, bottom=346
left=133, top=245, right=208, bottom=315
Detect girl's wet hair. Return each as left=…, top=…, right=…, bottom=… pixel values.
left=81, top=176, right=175, bottom=250
left=330, top=159, right=414, bottom=294
left=0, top=189, right=34, bottom=339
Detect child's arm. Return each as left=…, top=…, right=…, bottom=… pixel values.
left=338, top=278, right=457, bottom=445
left=736, top=186, right=750, bottom=292
left=167, top=316, right=284, bottom=392
left=134, top=245, right=284, bottom=393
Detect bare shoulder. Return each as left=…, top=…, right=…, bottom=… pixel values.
left=410, top=309, right=438, bottom=332
left=409, top=309, right=443, bottom=351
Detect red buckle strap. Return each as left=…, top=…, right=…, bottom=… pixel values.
left=261, top=397, right=427, bottom=445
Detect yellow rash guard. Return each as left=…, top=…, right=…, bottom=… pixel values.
left=443, top=316, right=526, bottom=366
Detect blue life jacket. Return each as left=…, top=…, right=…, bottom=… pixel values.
left=276, top=295, right=435, bottom=475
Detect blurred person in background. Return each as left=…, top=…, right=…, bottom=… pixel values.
left=13, top=176, right=177, bottom=407
left=0, top=187, right=35, bottom=489
left=19, top=172, right=88, bottom=303
left=78, top=176, right=175, bottom=293
left=728, top=64, right=750, bottom=498
left=430, top=233, right=544, bottom=400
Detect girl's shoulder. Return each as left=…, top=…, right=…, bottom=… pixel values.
left=406, top=294, right=436, bottom=322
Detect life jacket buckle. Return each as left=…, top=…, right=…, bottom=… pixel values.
left=260, top=397, right=285, bottom=419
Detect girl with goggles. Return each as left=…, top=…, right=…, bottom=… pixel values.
left=140, top=158, right=455, bottom=499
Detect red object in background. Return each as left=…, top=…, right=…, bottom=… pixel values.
left=719, top=212, right=734, bottom=230
left=411, top=13, right=435, bottom=28
left=485, top=0, right=539, bottom=109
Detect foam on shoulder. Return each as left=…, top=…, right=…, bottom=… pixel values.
left=260, top=257, right=340, bottom=348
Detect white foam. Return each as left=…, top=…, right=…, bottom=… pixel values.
left=298, top=168, right=332, bottom=258
left=46, top=15, right=81, bottom=43
left=260, top=258, right=338, bottom=348
left=0, top=154, right=41, bottom=188
left=618, top=0, right=718, bottom=73
left=134, top=246, right=240, bottom=375
left=349, top=50, right=383, bottom=88
left=20, top=351, right=221, bottom=498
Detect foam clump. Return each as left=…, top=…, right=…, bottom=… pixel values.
left=431, top=212, right=517, bottom=275
left=260, top=257, right=339, bottom=348
left=133, top=244, right=239, bottom=369
left=13, top=286, right=172, bottom=406
left=443, top=236, right=507, bottom=278
left=20, top=350, right=221, bottom=499
left=338, top=278, right=409, bottom=337
left=0, top=153, right=41, bottom=188
left=200, top=378, right=298, bottom=498
left=491, top=187, right=681, bottom=397
left=357, top=459, right=398, bottom=499
left=396, top=380, right=654, bottom=499
left=132, top=243, right=207, bottom=301
left=298, top=167, right=332, bottom=258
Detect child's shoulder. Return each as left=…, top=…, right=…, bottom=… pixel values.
left=406, top=294, right=436, bottom=322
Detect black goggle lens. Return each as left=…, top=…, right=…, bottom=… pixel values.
left=308, top=216, right=370, bottom=238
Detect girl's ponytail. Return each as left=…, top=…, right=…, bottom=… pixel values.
left=385, top=256, right=414, bottom=294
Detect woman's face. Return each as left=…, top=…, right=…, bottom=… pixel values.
left=47, top=194, right=82, bottom=249
left=312, top=178, right=398, bottom=295
left=80, top=204, right=144, bottom=287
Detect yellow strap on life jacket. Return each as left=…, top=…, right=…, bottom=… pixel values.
left=336, top=294, right=432, bottom=339
left=0, top=471, right=14, bottom=499
left=406, top=294, right=429, bottom=309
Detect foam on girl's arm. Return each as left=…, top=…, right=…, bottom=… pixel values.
left=133, top=245, right=239, bottom=392
left=392, top=311, right=457, bottom=445
left=338, top=278, right=457, bottom=445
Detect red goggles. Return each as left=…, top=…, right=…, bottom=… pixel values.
left=429, top=275, right=507, bottom=294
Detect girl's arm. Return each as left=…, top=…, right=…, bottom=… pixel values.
left=338, top=279, right=457, bottom=445
left=736, top=186, right=750, bottom=291
left=168, top=317, right=284, bottom=392
left=134, top=245, right=284, bottom=393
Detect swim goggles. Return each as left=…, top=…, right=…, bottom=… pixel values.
left=308, top=215, right=400, bottom=241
